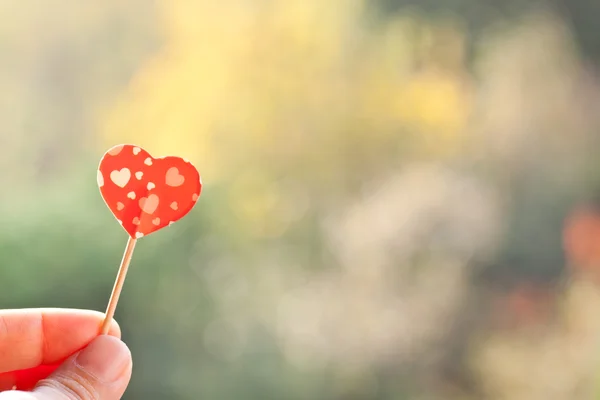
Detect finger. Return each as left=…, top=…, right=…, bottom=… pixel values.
left=32, top=335, right=132, bottom=400
left=0, top=364, right=60, bottom=391
left=0, top=309, right=120, bottom=373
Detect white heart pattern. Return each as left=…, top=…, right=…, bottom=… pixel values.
left=165, top=167, right=185, bottom=187
left=139, top=194, right=160, bottom=214
left=110, top=168, right=131, bottom=188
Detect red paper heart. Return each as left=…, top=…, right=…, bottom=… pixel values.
left=97, top=144, right=202, bottom=238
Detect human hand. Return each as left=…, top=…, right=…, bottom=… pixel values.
left=0, top=308, right=132, bottom=399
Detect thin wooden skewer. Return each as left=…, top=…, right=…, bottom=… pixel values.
left=100, top=236, right=137, bottom=334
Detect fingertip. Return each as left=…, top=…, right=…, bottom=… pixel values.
left=105, top=318, right=122, bottom=339
left=33, top=336, right=133, bottom=399
left=75, top=335, right=132, bottom=383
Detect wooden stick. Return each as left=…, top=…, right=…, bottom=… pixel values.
left=100, top=236, right=137, bottom=334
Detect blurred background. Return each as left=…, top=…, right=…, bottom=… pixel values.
left=3, top=0, right=600, bottom=398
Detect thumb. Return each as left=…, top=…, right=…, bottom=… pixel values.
left=33, top=335, right=132, bottom=400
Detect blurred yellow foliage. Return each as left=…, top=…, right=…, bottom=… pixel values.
left=99, top=0, right=472, bottom=226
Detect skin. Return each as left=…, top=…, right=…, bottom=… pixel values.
left=0, top=309, right=132, bottom=399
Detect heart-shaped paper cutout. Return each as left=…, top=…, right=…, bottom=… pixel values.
left=98, top=144, right=202, bottom=238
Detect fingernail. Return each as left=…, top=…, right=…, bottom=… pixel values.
left=75, top=335, right=131, bottom=383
